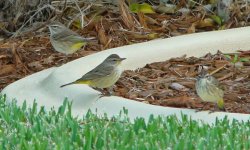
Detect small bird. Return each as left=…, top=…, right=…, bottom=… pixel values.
left=195, top=68, right=225, bottom=111
left=61, top=54, right=126, bottom=95
left=48, top=21, right=91, bottom=54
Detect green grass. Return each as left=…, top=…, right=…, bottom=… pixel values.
left=0, top=95, right=249, bottom=149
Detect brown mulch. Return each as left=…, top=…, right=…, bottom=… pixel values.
left=0, top=0, right=249, bottom=91
left=114, top=51, right=250, bottom=114
left=0, top=36, right=98, bottom=90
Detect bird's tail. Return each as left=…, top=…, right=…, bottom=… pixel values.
left=217, top=99, right=225, bottom=111
left=60, top=81, right=75, bottom=88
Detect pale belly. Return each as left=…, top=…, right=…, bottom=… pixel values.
left=197, top=91, right=221, bottom=102
left=196, top=79, right=224, bottom=103
left=50, top=38, right=81, bottom=54
left=90, top=68, right=122, bottom=88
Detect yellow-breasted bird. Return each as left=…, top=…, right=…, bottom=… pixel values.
left=195, top=68, right=225, bottom=111
left=60, top=54, right=126, bottom=95
left=48, top=21, right=92, bottom=54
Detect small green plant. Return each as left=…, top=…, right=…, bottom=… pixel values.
left=129, top=3, right=155, bottom=14
left=225, top=54, right=249, bottom=66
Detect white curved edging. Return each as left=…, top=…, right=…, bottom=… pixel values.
left=2, top=27, right=250, bottom=124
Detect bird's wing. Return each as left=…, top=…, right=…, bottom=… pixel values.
left=210, top=76, right=224, bottom=96
left=210, top=76, right=220, bottom=86
left=210, top=76, right=224, bottom=89
left=52, top=29, right=83, bottom=42
left=77, top=64, right=114, bottom=81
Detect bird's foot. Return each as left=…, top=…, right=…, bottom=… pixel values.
left=97, top=88, right=112, bottom=98
left=208, top=105, right=226, bottom=114
left=92, top=87, right=115, bottom=98
left=98, top=92, right=111, bottom=98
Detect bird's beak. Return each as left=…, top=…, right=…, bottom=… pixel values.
left=120, top=58, right=126, bottom=61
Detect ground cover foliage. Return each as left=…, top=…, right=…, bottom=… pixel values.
left=0, top=95, right=250, bottom=149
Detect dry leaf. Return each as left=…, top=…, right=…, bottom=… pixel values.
left=130, top=3, right=155, bottom=14
left=119, top=0, right=135, bottom=30
left=187, top=22, right=196, bottom=33
left=0, top=64, right=15, bottom=76
left=196, top=18, right=215, bottom=28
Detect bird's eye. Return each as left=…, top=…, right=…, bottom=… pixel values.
left=51, top=25, right=59, bottom=29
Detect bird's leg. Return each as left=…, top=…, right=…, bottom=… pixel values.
left=97, top=87, right=115, bottom=98
left=92, top=87, right=106, bottom=94
left=107, top=86, right=114, bottom=95
left=208, top=105, right=216, bottom=114
left=216, top=103, right=226, bottom=112
left=209, top=103, right=226, bottom=113
left=93, top=88, right=109, bottom=98
left=221, top=107, right=227, bottom=112
left=101, top=87, right=112, bottom=97
left=64, top=54, right=72, bottom=62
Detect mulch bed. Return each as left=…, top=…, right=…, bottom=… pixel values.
left=1, top=0, right=249, bottom=92
left=1, top=1, right=250, bottom=115
left=114, top=51, right=250, bottom=114
left=0, top=37, right=98, bottom=91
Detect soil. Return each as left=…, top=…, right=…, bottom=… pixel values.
left=114, top=51, right=250, bottom=114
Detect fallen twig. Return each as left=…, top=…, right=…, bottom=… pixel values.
left=210, top=64, right=227, bottom=75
